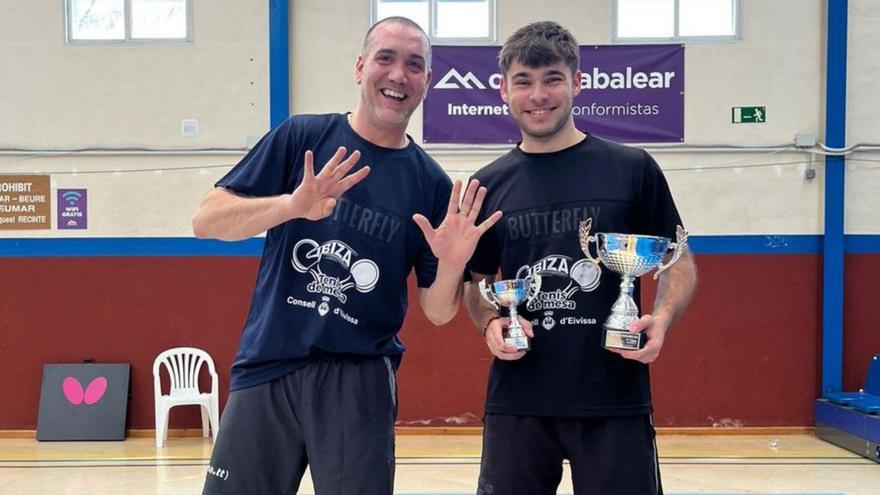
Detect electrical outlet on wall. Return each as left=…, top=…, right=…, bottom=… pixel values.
left=794, top=132, right=816, bottom=148
left=181, top=119, right=199, bottom=137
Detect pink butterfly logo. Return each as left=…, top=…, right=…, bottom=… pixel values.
left=62, top=376, right=108, bottom=405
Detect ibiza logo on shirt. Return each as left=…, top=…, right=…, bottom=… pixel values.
left=516, top=254, right=601, bottom=311
left=291, top=238, right=380, bottom=304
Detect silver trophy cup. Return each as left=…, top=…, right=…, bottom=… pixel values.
left=578, top=218, right=688, bottom=351
left=478, top=276, right=542, bottom=351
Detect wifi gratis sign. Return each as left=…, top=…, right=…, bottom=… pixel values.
left=57, top=189, right=87, bottom=230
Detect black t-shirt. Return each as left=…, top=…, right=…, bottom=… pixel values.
left=468, top=135, right=683, bottom=417
left=217, top=113, right=451, bottom=391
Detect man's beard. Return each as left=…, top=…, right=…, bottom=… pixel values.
left=515, top=104, right=571, bottom=139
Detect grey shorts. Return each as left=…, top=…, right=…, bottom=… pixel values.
left=202, top=354, right=398, bottom=495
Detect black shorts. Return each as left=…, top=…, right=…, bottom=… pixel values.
left=477, top=414, right=662, bottom=495
left=202, top=354, right=398, bottom=495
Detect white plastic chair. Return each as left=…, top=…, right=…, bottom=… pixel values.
left=152, top=347, right=219, bottom=448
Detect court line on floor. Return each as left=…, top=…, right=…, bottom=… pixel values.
left=0, top=458, right=874, bottom=469
left=0, top=455, right=864, bottom=466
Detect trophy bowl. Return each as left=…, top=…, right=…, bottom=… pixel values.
left=579, top=218, right=688, bottom=351
left=478, top=276, right=541, bottom=351
left=595, top=233, right=672, bottom=277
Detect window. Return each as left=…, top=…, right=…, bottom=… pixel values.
left=65, top=0, right=191, bottom=42
left=614, top=0, right=739, bottom=42
left=372, top=0, right=495, bottom=43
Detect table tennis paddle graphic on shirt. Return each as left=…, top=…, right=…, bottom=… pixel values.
left=37, top=363, right=130, bottom=441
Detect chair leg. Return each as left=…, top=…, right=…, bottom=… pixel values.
left=211, top=403, right=220, bottom=442
left=155, top=405, right=169, bottom=448
left=200, top=405, right=210, bottom=438
left=210, top=396, right=220, bottom=442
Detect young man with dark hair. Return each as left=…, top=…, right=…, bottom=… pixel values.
left=193, top=17, right=500, bottom=495
left=465, top=21, right=697, bottom=495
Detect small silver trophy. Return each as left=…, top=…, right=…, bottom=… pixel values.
left=478, top=276, right=542, bottom=351
left=578, top=218, right=688, bottom=351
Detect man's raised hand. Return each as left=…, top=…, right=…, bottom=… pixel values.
left=413, top=179, right=503, bottom=268
left=288, top=147, right=370, bottom=221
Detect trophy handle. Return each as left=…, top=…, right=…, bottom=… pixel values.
left=578, top=218, right=600, bottom=265
left=478, top=279, right=500, bottom=309
left=654, top=225, right=689, bottom=280
left=526, top=275, right=542, bottom=304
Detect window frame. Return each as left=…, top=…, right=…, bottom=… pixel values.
left=64, top=0, right=194, bottom=44
left=369, top=0, right=497, bottom=45
left=612, top=0, right=742, bottom=44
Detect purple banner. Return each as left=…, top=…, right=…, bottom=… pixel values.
left=424, top=45, right=684, bottom=144
left=57, top=189, right=87, bottom=230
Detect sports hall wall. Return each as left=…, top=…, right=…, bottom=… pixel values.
left=1, top=1, right=877, bottom=430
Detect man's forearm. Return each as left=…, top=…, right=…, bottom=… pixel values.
left=651, top=250, right=697, bottom=326
left=419, top=260, right=465, bottom=325
left=464, top=272, right=500, bottom=331
left=192, top=188, right=295, bottom=241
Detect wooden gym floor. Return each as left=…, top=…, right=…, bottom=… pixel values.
left=1, top=430, right=878, bottom=494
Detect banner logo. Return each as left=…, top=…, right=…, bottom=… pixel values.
left=434, top=68, right=487, bottom=89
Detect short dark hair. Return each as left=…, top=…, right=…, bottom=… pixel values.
left=499, top=21, right=579, bottom=75
left=363, top=16, right=432, bottom=67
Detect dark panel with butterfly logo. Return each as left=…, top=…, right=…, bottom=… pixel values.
left=36, top=363, right=130, bottom=441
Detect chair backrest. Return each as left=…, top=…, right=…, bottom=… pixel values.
left=152, top=347, right=217, bottom=396
left=865, top=354, right=880, bottom=395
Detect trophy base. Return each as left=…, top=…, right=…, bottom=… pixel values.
left=603, top=327, right=644, bottom=351
left=505, top=335, right=530, bottom=351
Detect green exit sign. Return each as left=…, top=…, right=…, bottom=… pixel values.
left=732, top=106, right=766, bottom=123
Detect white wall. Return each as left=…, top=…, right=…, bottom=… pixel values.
left=0, top=1, right=266, bottom=237
left=845, top=0, right=880, bottom=234
left=0, top=1, right=268, bottom=148
left=0, top=0, right=875, bottom=238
